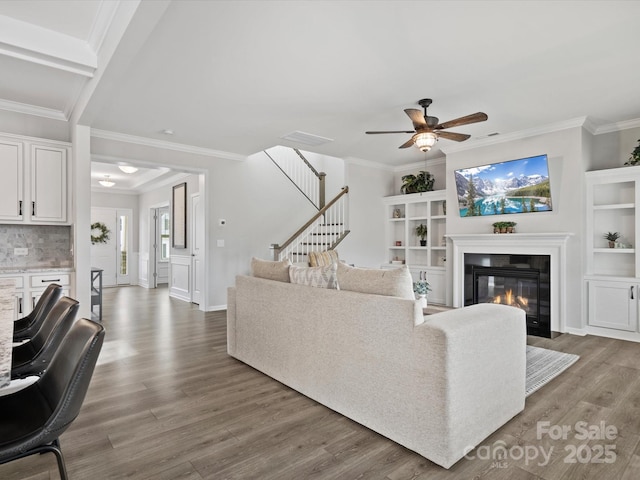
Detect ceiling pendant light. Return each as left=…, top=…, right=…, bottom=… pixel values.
left=98, top=175, right=115, bottom=187
left=119, top=165, right=138, bottom=174
left=414, top=132, right=438, bottom=152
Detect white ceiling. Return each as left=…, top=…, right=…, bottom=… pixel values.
left=0, top=0, right=639, bottom=174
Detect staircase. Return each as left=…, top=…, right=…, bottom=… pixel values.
left=266, top=148, right=350, bottom=263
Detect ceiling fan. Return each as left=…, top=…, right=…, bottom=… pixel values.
left=366, top=98, right=488, bottom=152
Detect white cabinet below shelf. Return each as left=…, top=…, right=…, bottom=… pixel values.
left=587, top=279, right=637, bottom=332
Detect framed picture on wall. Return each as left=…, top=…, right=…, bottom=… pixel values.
left=172, top=182, right=187, bottom=248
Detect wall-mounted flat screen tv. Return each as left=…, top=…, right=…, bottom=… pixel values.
left=454, top=154, right=552, bottom=217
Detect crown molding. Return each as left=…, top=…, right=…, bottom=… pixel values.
left=90, top=129, right=247, bottom=161
left=594, top=117, right=640, bottom=135
left=0, top=98, right=67, bottom=121
left=441, top=117, right=589, bottom=155
left=0, top=15, right=96, bottom=77
left=87, top=0, right=125, bottom=53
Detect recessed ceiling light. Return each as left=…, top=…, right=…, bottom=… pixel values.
left=98, top=175, right=115, bottom=187
left=162, top=129, right=174, bottom=135
left=119, top=165, right=138, bottom=174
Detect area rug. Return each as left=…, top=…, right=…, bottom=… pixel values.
left=526, top=345, right=579, bottom=397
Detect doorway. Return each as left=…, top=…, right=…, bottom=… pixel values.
left=150, top=205, right=170, bottom=288
left=91, top=208, right=132, bottom=286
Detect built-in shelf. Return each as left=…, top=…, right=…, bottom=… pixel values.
left=383, top=190, right=448, bottom=304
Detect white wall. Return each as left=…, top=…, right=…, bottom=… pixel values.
left=339, top=160, right=394, bottom=267
left=592, top=126, right=640, bottom=171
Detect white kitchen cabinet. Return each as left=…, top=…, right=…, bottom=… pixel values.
left=31, top=144, right=67, bottom=223
left=0, top=139, right=24, bottom=220
left=0, top=133, right=70, bottom=224
left=0, top=271, right=71, bottom=319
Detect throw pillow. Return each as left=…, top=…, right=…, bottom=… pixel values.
left=336, top=263, right=414, bottom=299
left=251, top=257, right=291, bottom=282
left=289, top=263, right=338, bottom=289
left=308, top=249, right=339, bottom=267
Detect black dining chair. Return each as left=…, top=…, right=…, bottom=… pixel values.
left=11, top=296, right=79, bottom=379
left=13, top=283, right=63, bottom=342
left=0, top=318, right=105, bottom=480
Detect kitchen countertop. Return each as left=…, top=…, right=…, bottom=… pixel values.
left=0, top=267, right=74, bottom=274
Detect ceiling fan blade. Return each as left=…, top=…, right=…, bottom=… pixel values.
left=437, top=131, right=471, bottom=142
left=404, top=108, right=426, bottom=129
left=436, top=112, right=488, bottom=130
left=399, top=137, right=416, bottom=149
left=366, top=130, right=415, bottom=134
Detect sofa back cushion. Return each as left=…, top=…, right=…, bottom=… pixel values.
left=289, top=263, right=338, bottom=289
left=308, top=249, right=339, bottom=267
left=251, top=257, right=291, bottom=282
left=337, top=263, right=414, bottom=299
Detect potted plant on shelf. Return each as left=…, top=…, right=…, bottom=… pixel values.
left=492, top=221, right=506, bottom=233
left=624, top=139, right=640, bottom=166
left=401, top=171, right=435, bottom=194
left=505, top=221, right=517, bottom=233
left=604, top=231, right=621, bottom=248
left=415, top=224, right=428, bottom=246
left=413, top=272, right=431, bottom=308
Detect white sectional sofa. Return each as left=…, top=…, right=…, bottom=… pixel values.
left=227, top=260, right=526, bottom=468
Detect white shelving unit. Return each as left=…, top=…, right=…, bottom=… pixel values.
left=585, top=166, right=640, bottom=340
left=382, top=190, right=447, bottom=304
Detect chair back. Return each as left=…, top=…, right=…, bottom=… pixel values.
left=12, top=297, right=79, bottom=377
left=13, top=283, right=63, bottom=340
left=39, top=319, right=105, bottom=434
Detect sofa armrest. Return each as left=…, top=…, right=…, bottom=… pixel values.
left=418, top=303, right=526, bottom=467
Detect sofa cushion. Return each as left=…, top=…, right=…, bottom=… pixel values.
left=251, top=257, right=291, bottom=282
left=308, top=249, right=339, bottom=267
left=337, top=263, right=414, bottom=299
left=289, top=263, right=338, bottom=289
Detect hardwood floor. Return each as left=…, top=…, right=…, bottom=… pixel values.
left=2, top=286, right=640, bottom=479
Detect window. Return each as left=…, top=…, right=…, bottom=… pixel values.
left=160, top=210, right=170, bottom=261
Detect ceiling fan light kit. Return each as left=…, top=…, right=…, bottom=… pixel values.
left=414, top=132, right=438, bottom=152
left=366, top=98, right=488, bottom=153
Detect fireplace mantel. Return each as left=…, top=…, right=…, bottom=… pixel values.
left=447, top=233, right=574, bottom=333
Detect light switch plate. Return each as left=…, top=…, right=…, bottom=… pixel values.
left=14, top=247, right=28, bottom=256
left=217, top=239, right=225, bottom=247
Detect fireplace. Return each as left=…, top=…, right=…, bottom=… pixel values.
left=465, top=254, right=551, bottom=337
left=448, top=233, right=572, bottom=336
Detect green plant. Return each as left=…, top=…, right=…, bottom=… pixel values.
left=624, top=139, right=640, bottom=166
left=413, top=280, right=431, bottom=295
left=401, top=171, right=435, bottom=194
left=604, top=231, right=621, bottom=241
left=415, top=224, right=428, bottom=240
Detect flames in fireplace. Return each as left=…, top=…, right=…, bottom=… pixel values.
left=493, top=289, right=529, bottom=312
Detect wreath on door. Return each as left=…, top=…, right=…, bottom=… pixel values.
left=91, top=222, right=110, bottom=245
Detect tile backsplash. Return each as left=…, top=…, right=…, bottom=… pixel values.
left=0, top=225, right=73, bottom=269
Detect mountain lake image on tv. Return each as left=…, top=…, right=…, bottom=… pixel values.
left=455, top=154, right=552, bottom=217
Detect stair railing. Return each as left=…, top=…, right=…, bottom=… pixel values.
left=264, top=148, right=326, bottom=210
left=272, top=186, right=349, bottom=261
